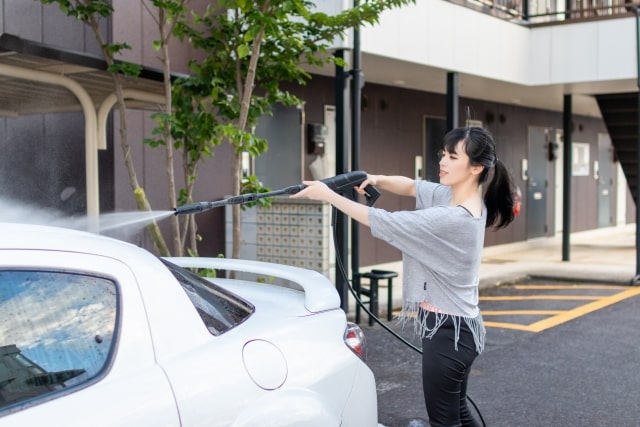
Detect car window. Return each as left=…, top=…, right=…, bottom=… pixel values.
left=161, top=260, right=254, bottom=336
left=0, top=270, right=117, bottom=411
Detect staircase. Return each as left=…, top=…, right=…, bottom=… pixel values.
left=595, top=92, right=639, bottom=204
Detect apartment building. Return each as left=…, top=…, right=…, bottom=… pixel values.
left=0, top=1, right=635, bottom=269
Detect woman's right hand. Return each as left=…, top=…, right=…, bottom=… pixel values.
left=355, top=175, right=378, bottom=196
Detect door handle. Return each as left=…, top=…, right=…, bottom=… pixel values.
left=521, top=158, right=528, bottom=181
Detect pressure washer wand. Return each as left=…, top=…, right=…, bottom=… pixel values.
left=174, top=171, right=381, bottom=216
left=174, top=184, right=305, bottom=215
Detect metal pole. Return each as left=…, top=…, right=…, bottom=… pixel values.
left=351, top=1, right=362, bottom=292
left=446, top=72, right=459, bottom=131
left=562, top=95, right=572, bottom=261
left=335, top=49, right=349, bottom=309
left=633, top=8, right=640, bottom=284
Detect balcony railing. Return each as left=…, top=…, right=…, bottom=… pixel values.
left=449, top=0, right=640, bottom=24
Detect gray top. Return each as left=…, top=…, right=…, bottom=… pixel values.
left=368, top=180, right=486, bottom=352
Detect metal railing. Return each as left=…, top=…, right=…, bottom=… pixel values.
left=449, top=0, right=640, bottom=24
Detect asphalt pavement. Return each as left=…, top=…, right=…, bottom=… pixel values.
left=350, top=223, right=639, bottom=427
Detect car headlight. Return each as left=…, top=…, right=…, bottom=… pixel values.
left=343, top=322, right=367, bottom=362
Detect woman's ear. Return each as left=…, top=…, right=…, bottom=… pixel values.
left=471, top=165, right=484, bottom=176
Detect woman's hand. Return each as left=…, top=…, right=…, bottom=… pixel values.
left=355, top=174, right=378, bottom=197
left=290, top=179, right=371, bottom=226
left=290, top=180, right=332, bottom=202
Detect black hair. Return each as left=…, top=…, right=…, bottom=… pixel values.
left=442, top=126, right=515, bottom=229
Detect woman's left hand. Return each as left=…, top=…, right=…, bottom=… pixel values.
left=290, top=181, right=332, bottom=201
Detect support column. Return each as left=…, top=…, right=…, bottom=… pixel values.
left=334, top=49, right=350, bottom=310
left=351, top=7, right=363, bottom=299
left=634, top=8, right=640, bottom=284
left=446, top=72, right=459, bottom=131
left=562, top=95, right=572, bottom=261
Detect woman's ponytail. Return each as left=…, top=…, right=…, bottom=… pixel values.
left=444, top=126, right=516, bottom=229
left=484, top=159, right=515, bottom=229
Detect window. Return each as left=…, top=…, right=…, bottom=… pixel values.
left=0, top=271, right=117, bottom=410
left=161, top=260, right=254, bottom=335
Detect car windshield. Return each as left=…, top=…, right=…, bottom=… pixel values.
left=161, top=259, right=254, bottom=336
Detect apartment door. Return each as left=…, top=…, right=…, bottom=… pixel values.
left=526, top=127, right=550, bottom=238
left=597, top=133, right=614, bottom=227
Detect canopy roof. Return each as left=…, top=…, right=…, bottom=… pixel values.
left=0, top=33, right=170, bottom=116
left=0, top=33, right=179, bottom=216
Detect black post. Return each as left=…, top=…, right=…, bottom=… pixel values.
left=634, top=8, right=640, bottom=284
left=446, top=72, right=459, bottom=131
left=562, top=95, right=572, bottom=261
left=351, top=7, right=363, bottom=292
left=335, top=49, right=350, bottom=309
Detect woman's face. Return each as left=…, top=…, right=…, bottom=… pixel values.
left=438, top=140, right=479, bottom=187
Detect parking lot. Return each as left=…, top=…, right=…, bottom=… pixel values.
left=363, top=278, right=640, bottom=427
left=354, top=224, right=638, bottom=427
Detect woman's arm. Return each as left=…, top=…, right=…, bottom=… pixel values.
left=359, top=174, right=416, bottom=198
left=290, top=181, right=371, bottom=226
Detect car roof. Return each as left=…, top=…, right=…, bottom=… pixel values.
left=0, top=222, right=146, bottom=260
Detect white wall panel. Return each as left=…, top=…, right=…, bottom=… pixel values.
left=549, top=23, right=599, bottom=83
left=596, top=19, right=636, bottom=81
left=361, top=0, right=637, bottom=87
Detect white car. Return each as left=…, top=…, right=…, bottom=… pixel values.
left=0, top=223, right=377, bottom=426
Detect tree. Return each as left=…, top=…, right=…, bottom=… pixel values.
left=40, top=0, right=172, bottom=255
left=141, top=0, right=192, bottom=256
left=173, top=0, right=415, bottom=260
left=39, top=0, right=415, bottom=260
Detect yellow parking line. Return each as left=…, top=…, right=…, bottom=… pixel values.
left=482, top=310, right=563, bottom=315
left=483, top=286, right=640, bottom=332
left=526, top=286, right=640, bottom=332
left=481, top=295, right=600, bottom=301
left=483, top=321, right=534, bottom=332
left=513, top=284, right=629, bottom=290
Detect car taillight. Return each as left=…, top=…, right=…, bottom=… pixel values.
left=343, top=322, right=367, bottom=362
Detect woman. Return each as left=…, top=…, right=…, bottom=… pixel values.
left=291, top=126, right=515, bottom=426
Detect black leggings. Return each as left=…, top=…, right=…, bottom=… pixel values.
left=421, top=310, right=482, bottom=427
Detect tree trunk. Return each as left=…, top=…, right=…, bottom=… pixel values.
left=87, top=14, right=169, bottom=256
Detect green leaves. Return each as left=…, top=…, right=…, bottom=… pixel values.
left=41, top=0, right=113, bottom=20
left=240, top=174, right=272, bottom=209
left=107, top=61, right=142, bottom=78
